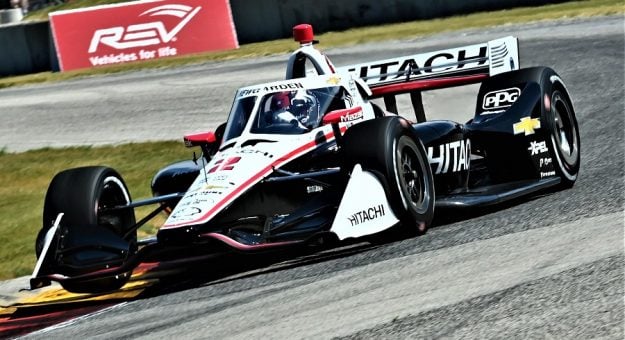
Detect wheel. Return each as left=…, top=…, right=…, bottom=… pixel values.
left=474, top=66, right=580, bottom=186
left=37, top=166, right=136, bottom=293
left=343, top=116, right=435, bottom=236
left=542, top=74, right=580, bottom=188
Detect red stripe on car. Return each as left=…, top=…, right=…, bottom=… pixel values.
left=162, top=128, right=344, bottom=229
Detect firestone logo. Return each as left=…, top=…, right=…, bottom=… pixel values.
left=88, top=4, right=201, bottom=53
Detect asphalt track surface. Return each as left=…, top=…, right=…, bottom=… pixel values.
left=1, top=16, right=623, bottom=339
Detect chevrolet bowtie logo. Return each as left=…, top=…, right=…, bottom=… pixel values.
left=513, top=117, right=541, bottom=136
left=326, top=76, right=341, bottom=85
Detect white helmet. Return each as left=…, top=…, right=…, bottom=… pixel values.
left=290, top=90, right=319, bottom=127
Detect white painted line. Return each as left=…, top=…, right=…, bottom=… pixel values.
left=19, top=302, right=129, bottom=338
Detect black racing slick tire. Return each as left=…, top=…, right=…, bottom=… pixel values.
left=540, top=70, right=580, bottom=188
left=37, top=166, right=137, bottom=294
left=343, top=116, right=435, bottom=236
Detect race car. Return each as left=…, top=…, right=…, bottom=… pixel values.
left=30, top=24, right=580, bottom=293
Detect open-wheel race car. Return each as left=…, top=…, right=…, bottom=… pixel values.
left=31, top=24, right=580, bottom=293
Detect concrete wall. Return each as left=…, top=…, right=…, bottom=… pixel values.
left=0, top=20, right=57, bottom=76
left=230, top=0, right=569, bottom=43
left=0, top=8, right=23, bottom=23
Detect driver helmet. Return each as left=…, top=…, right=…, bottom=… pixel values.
left=290, top=90, right=319, bottom=127
left=270, top=91, right=291, bottom=111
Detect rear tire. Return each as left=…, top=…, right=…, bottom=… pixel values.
left=37, top=166, right=136, bottom=293
left=343, top=116, right=434, bottom=236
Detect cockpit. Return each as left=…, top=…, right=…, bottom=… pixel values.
left=222, top=84, right=353, bottom=142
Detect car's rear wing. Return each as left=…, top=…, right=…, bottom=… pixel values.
left=336, top=36, right=519, bottom=121
left=338, top=36, right=519, bottom=96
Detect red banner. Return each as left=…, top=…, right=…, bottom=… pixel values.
left=49, top=0, right=238, bottom=71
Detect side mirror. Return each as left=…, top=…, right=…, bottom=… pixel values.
left=183, top=122, right=226, bottom=160
left=183, top=131, right=217, bottom=148
left=321, top=106, right=363, bottom=147
left=322, top=106, right=363, bottom=125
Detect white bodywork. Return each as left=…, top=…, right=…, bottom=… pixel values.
left=330, top=164, right=399, bottom=240
left=488, top=36, right=519, bottom=76
left=163, top=74, right=376, bottom=229
left=31, top=213, right=64, bottom=278
left=163, top=126, right=336, bottom=228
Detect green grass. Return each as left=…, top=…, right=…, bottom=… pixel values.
left=1, top=0, right=622, bottom=89
left=24, top=0, right=133, bottom=20
left=0, top=0, right=623, bottom=279
left=0, top=142, right=190, bottom=279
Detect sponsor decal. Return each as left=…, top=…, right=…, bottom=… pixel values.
left=49, top=0, right=238, bottom=71
left=479, top=109, right=506, bottom=116
left=172, top=206, right=202, bottom=218
left=203, top=190, right=224, bottom=195
left=346, top=45, right=488, bottom=85
left=195, top=173, right=230, bottom=184
left=186, top=185, right=224, bottom=195
left=306, top=185, right=324, bottom=194
left=177, top=196, right=214, bottom=207
left=88, top=4, right=200, bottom=53
left=238, top=88, right=261, bottom=97
left=326, top=76, right=341, bottom=85
left=212, top=174, right=229, bottom=181
left=540, top=157, right=553, bottom=168
left=238, top=83, right=304, bottom=97
left=348, top=204, right=385, bottom=226
left=427, top=139, right=471, bottom=175
left=482, top=87, right=520, bottom=110
left=264, top=83, right=304, bottom=92
left=203, top=184, right=228, bottom=190
left=239, top=149, right=274, bottom=158
left=340, top=110, right=363, bottom=122
left=528, top=140, right=548, bottom=156
left=180, top=191, right=215, bottom=202
left=183, top=191, right=205, bottom=199
left=207, top=156, right=241, bottom=173
left=540, top=171, right=556, bottom=178
left=513, top=117, right=541, bottom=136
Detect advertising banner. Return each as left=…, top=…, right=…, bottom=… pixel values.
left=49, top=0, right=238, bottom=71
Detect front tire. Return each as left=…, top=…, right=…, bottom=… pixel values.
left=37, top=166, right=137, bottom=294
left=543, top=77, right=580, bottom=188
left=475, top=66, right=580, bottom=187
left=343, top=117, right=435, bottom=236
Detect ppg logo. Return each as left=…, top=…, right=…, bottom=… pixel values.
left=482, top=87, right=521, bottom=110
